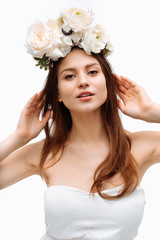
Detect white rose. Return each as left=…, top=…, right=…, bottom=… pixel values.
left=61, top=8, right=93, bottom=33
left=47, top=35, right=72, bottom=60
left=26, top=21, right=62, bottom=59
left=81, top=24, right=110, bottom=54
left=46, top=47, right=67, bottom=61
left=46, top=17, right=72, bottom=60
left=58, top=44, right=72, bottom=58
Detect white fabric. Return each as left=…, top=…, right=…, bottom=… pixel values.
left=40, top=184, right=146, bottom=240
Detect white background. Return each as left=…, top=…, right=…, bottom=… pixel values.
left=0, top=0, right=160, bottom=239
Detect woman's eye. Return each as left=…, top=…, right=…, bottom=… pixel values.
left=89, top=70, right=98, bottom=76
left=65, top=74, right=75, bottom=79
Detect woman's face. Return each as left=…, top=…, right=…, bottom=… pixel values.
left=57, top=48, right=107, bottom=114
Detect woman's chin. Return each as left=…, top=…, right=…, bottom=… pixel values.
left=69, top=106, right=102, bottom=115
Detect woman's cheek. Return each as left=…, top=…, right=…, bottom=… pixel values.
left=58, top=87, right=74, bottom=104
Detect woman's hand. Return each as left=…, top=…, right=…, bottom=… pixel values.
left=16, top=91, right=51, bottom=142
left=114, top=74, right=153, bottom=120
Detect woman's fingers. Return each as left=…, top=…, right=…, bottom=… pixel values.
left=25, top=93, right=38, bottom=109
left=40, top=110, right=51, bottom=127
left=120, top=75, right=137, bottom=87
left=24, top=90, right=45, bottom=114
left=114, top=74, right=140, bottom=99
left=114, top=74, right=132, bottom=84
left=117, top=99, right=126, bottom=113
left=114, top=74, right=130, bottom=89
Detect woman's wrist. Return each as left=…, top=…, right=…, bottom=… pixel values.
left=14, top=128, right=31, bottom=145
left=0, top=130, right=29, bottom=162
left=140, top=102, right=160, bottom=123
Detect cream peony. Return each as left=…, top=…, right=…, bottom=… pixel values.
left=81, top=24, right=110, bottom=54
left=61, top=8, right=93, bottom=33
left=26, top=21, right=63, bottom=60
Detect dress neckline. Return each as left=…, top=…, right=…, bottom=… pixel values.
left=45, top=184, right=145, bottom=195
left=45, top=184, right=126, bottom=194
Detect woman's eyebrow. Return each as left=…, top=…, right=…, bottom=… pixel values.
left=60, top=63, right=100, bottom=76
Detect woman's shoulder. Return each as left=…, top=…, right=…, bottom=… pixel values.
left=127, top=130, right=160, bottom=143
left=26, top=139, right=57, bottom=172
left=126, top=130, right=160, bottom=168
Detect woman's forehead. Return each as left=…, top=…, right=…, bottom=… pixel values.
left=57, top=49, right=100, bottom=73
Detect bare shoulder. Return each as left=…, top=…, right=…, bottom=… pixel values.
left=129, top=130, right=160, bottom=142
left=127, top=130, right=160, bottom=168
left=0, top=139, right=45, bottom=189
left=129, top=130, right=160, bottom=149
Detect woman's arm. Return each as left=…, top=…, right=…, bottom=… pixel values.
left=0, top=91, right=51, bottom=189
left=0, top=140, right=44, bottom=190
left=114, top=74, right=160, bottom=167
left=0, top=91, right=51, bottom=161
left=114, top=74, right=160, bottom=123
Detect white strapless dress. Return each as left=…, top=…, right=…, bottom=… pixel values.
left=40, top=184, right=146, bottom=240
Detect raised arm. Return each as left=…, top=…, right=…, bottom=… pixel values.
left=114, top=74, right=160, bottom=122
left=0, top=91, right=50, bottom=161
left=0, top=91, right=51, bottom=189
left=114, top=74, right=160, bottom=169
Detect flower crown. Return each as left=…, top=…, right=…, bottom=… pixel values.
left=26, top=8, right=113, bottom=70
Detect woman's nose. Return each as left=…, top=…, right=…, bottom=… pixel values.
left=78, top=75, right=89, bottom=88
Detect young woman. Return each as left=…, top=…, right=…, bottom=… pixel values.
left=1, top=7, right=160, bottom=240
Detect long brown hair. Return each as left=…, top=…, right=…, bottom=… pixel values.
left=40, top=47, right=139, bottom=200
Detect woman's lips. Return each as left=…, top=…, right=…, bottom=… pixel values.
left=77, top=95, right=94, bottom=101
left=77, top=91, right=94, bottom=98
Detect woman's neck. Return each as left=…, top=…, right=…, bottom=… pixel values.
left=69, top=110, right=108, bottom=146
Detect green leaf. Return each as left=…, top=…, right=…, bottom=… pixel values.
left=34, top=54, right=50, bottom=70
